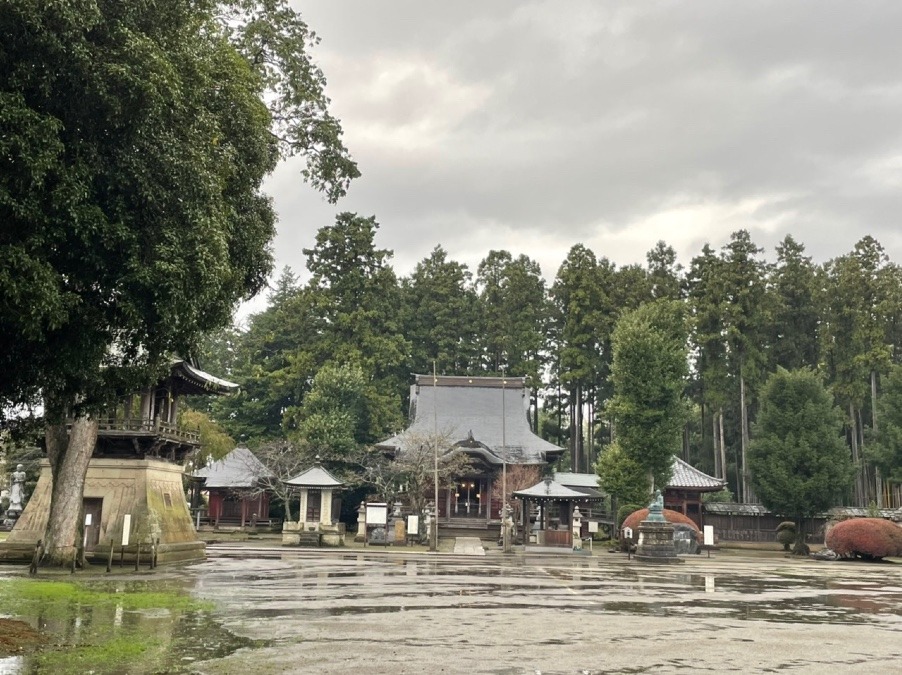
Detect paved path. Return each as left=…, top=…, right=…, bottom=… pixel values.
left=452, top=536, right=485, bottom=555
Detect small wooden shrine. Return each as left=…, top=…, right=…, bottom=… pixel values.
left=190, top=446, right=273, bottom=529
left=0, top=360, right=236, bottom=564
left=663, top=457, right=725, bottom=527
left=514, top=476, right=605, bottom=548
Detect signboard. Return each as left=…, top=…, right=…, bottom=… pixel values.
left=366, top=503, right=388, bottom=526
left=84, top=513, right=93, bottom=526
left=622, top=526, right=633, bottom=540
left=703, top=525, right=714, bottom=547
left=122, top=514, right=131, bottom=546
left=407, top=515, right=419, bottom=533
left=588, top=521, right=598, bottom=533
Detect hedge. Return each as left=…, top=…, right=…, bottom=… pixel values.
left=825, top=518, right=902, bottom=560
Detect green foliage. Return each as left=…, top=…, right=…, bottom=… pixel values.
left=291, top=362, right=365, bottom=458
left=749, top=368, right=855, bottom=518
left=597, top=443, right=650, bottom=507
left=179, top=409, right=236, bottom=462
left=476, top=250, right=549, bottom=382
left=616, top=503, right=643, bottom=529
left=400, top=246, right=481, bottom=375
left=0, top=0, right=355, bottom=418
left=775, top=521, right=797, bottom=551
left=871, top=364, right=902, bottom=483
left=607, top=300, right=689, bottom=491
left=701, top=488, right=734, bottom=504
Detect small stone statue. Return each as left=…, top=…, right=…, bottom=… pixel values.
left=647, top=489, right=665, bottom=522
left=8, top=464, right=26, bottom=513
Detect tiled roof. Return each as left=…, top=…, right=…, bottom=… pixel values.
left=668, top=456, right=725, bottom=490
left=514, top=478, right=604, bottom=500
left=377, top=375, right=564, bottom=465
left=554, top=472, right=601, bottom=489
left=284, top=464, right=345, bottom=489
left=191, top=446, right=272, bottom=489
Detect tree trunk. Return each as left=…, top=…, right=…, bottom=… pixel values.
left=740, top=374, right=751, bottom=503
left=712, top=410, right=721, bottom=479
left=43, top=414, right=98, bottom=567
left=718, top=409, right=727, bottom=492
left=871, top=370, right=883, bottom=508
left=848, top=402, right=863, bottom=506
left=792, top=516, right=810, bottom=556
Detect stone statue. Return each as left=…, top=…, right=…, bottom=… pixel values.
left=647, top=489, right=665, bottom=523
left=8, top=464, right=26, bottom=513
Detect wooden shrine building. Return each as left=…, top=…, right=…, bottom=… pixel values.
left=514, top=476, right=605, bottom=548
left=376, top=375, right=565, bottom=536
left=1, top=360, right=236, bottom=564
left=190, top=446, right=274, bottom=529
left=663, top=457, right=725, bottom=527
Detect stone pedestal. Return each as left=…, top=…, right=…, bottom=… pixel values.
left=635, top=519, right=684, bottom=564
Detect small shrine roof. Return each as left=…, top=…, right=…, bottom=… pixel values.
left=668, top=457, right=725, bottom=491
left=554, top=472, right=601, bottom=489
left=514, top=477, right=605, bottom=501
left=284, top=464, right=345, bottom=489
left=191, top=446, right=272, bottom=489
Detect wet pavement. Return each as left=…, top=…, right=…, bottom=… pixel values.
left=2, top=546, right=901, bottom=673
left=187, top=546, right=902, bottom=674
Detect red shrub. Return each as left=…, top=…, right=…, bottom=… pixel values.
left=825, top=518, right=902, bottom=560
left=621, top=508, right=699, bottom=541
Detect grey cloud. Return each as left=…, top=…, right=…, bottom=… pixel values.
left=265, top=0, right=902, bottom=294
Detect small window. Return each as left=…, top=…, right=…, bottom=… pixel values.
left=163, top=492, right=173, bottom=508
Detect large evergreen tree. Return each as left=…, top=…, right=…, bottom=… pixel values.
left=0, top=0, right=356, bottom=565
left=749, top=368, right=854, bottom=552
left=601, top=300, right=689, bottom=496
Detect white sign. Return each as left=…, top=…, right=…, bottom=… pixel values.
left=407, top=515, right=419, bottom=533
left=623, top=526, right=633, bottom=540
left=366, top=504, right=388, bottom=526
left=84, top=513, right=92, bottom=526
left=703, top=525, right=714, bottom=547
left=588, top=521, right=599, bottom=533
left=122, top=514, right=131, bottom=546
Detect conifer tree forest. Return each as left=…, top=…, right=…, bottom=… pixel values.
left=196, top=216, right=902, bottom=510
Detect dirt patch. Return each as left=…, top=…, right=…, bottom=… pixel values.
left=0, top=618, right=45, bottom=656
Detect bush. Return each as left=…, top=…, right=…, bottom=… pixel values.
left=621, top=508, right=699, bottom=542
left=776, top=521, right=797, bottom=552
left=616, top=504, right=643, bottom=529
left=825, top=518, right=902, bottom=561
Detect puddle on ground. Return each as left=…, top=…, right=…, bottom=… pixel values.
left=0, top=575, right=270, bottom=675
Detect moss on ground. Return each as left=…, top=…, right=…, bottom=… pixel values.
left=0, top=577, right=214, bottom=673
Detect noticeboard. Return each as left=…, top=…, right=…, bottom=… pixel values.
left=366, top=503, right=388, bottom=526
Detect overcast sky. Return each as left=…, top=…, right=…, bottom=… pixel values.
left=249, top=1, right=902, bottom=312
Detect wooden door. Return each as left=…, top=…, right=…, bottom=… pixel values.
left=83, top=498, right=103, bottom=551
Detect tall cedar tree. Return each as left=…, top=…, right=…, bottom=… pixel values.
left=749, top=368, right=854, bottom=551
